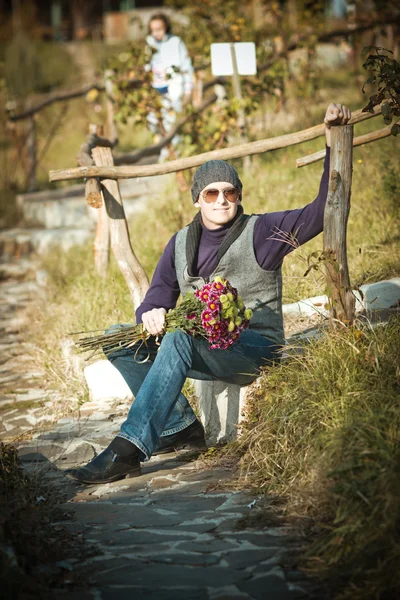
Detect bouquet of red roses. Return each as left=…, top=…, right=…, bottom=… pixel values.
left=75, top=277, right=252, bottom=358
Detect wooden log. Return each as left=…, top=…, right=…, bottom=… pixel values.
left=91, top=146, right=150, bottom=307
left=80, top=125, right=106, bottom=209
left=296, top=126, right=392, bottom=167
left=77, top=123, right=114, bottom=170
left=9, top=83, right=106, bottom=122
left=85, top=178, right=102, bottom=208
left=323, top=125, right=356, bottom=326
left=49, top=105, right=382, bottom=182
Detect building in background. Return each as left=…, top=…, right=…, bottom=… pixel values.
left=0, top=0, right=167, bottom=42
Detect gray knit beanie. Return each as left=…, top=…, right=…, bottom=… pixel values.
left=191, top=160, right=243, bottom=203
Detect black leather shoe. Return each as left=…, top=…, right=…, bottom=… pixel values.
left=66, top=447, right=141, bottom=484
left=154, top=419, right=206, bottom=455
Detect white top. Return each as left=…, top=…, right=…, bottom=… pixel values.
left=146, top=34, right=194, bottom=95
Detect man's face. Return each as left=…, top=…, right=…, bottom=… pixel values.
left=194, top=181, right=241, bottom=230
left=149, top=19, right=167, bottom=41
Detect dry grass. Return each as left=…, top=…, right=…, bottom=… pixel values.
left=225, top=316, right=400, bottom=599
left=0, top=443, right=90, bottom=599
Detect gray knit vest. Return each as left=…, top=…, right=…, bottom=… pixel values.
left=175, top=215, right=285, bottom=347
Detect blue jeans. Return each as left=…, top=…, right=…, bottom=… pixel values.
left=106, top=328, right=279, bottom=461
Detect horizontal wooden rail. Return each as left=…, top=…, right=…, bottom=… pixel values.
left=49, top=105, right=382, bottom=182
left=296, top=124, right=392, bottom=167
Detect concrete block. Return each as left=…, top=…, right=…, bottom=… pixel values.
left=356, top=278, right=400, bottom=311
left=282, top=294, right=329, bottom=317
left=84, top=360, right=133, bottom=402
left=192, top=380, right=249, bottom=445
left=282, top=278, right=400, bottom=317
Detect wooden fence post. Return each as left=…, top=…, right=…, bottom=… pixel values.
left=91, top=145, right=150, bottom=308
left=84, top=177, right=103, bottom=208
left=89, top=125, right=110, bottom=277
left=323, top=124, right=356, bottom=326
left=93, top=201, right=110, bottom=278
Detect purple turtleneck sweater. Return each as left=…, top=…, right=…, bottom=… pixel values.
left=136, top=147, right=331, bottom=323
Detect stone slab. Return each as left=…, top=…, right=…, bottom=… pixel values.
left=100, top=587, right=209, bottom=600
left=222, top=532, right=291, bottom=547
left=84, top=527, right=195, bottom=546
left=224, top=548, right=284, bottom=569
left=132, top=551, right=221, bottom=566
left=239, top=573, right=300, bottom=600
left=94, top=562, right=251, bottom=588
left=69, top=503, right=188, bottom=528
left=175, top=538, right=239, bottom=554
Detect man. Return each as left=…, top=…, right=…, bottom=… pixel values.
left=68, top=103, right=351, bottom=485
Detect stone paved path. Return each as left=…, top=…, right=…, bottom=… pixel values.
left=0, top=257, right=57, bottom=441
left=0, top=255, right=83, bottom=443
left=18, top=399, right=310, bottom=600
left=3, top=176, right=398, bottom=598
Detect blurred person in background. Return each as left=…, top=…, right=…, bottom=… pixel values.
left=145, top=13, right=194, bottom=162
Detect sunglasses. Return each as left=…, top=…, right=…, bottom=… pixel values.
left=200, top=187, right=241, bottom=203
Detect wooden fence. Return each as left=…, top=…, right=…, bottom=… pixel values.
left=49, top=104, right=386, bottom=327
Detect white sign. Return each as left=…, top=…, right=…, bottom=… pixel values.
left=210, top=42, right=257, bottom=77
